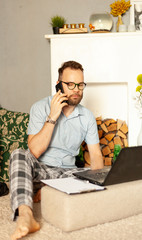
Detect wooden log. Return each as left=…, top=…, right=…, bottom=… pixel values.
left=104, top=157, right=112, bottom=166
left=105, top=132, right=115, bottom=142
left=117, top=130, right=127, bottom=139
left=101, top=123, right=108, bottom=133
left=98, top=129, right=103, bottom=139
left=123, top=138, right=128, bottom=147
left=110, top=119, right=117, bottom=124
left=107, top=123, right=117, bottom=132
left=108, top=141, right=114, bottom=150
left=97, top=120, right=102, bottom=125
left=96, top=116, right=102, bottom=121
left=102, top=146, right=111, bottom=156
left=109, top=153, right=114, bottom=157
left=117, top=119, right=124, bottom=130
left=96, top=116, right=102, bottom=125
left=113, top=136, right=123, bottom=146
left=103, top=119, right=112, bottom=126
left=100, top=138, right=108, bottom=145
left=120, top=123, right=128, bottom=134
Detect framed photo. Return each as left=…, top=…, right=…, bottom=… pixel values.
left=130, top=0, right=142, bottom=31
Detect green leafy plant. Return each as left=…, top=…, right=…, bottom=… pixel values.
left=50, top=15, right=66, bottom=28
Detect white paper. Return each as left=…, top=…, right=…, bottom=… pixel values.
left=41, top=177, right=105, bottom=194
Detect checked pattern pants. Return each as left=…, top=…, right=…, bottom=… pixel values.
left=10, top=148, right=84, bottom=218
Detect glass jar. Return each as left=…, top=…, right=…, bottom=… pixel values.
left=89, top=13, right=113, bottom=32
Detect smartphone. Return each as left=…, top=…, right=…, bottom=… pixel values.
left=55, top=82, right=67, bottom=103
left=55, top=82, right=64, bottom=93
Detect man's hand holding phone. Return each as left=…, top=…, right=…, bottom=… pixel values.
left=49, top=90, right=68, bottom=122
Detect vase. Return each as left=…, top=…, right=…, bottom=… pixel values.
left=137, top=119, right=142, bottom=146
left=116, top=15, right=123, bottom=32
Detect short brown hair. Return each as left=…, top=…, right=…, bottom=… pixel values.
left=58, top=61, right=84, bottom=81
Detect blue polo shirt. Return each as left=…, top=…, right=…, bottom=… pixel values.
left=28, top=96, right=99, bottom=168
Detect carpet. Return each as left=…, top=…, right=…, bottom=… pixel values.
left=1, top=194, right=142, bottom=240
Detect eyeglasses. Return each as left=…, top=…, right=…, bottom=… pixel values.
left=61, top=81, right=86, bottom=90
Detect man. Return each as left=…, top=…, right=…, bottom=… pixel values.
left=10, top=60, right=103, bottom=240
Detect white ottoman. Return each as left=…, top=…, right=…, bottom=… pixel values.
left=41, top=180, right=142, bottom=232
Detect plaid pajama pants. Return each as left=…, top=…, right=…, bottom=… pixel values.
left=10, top=148, right=84, bottom=218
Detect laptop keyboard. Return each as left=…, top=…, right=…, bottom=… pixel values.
left=94, top=172, right=108, bottom=182
left=73, top=167, right=111, bottom=185
left=86, top=168, right=110, bottom=183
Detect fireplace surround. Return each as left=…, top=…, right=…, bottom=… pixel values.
left=45, top=32, right=142, bottom=146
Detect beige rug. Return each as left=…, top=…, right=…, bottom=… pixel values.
left=1, top=194, right=142, bottom=240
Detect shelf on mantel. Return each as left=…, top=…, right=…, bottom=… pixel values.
left=45, top=31, right=142, bottom=40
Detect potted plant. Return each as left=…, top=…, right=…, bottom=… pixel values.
left=50, top=15, right=66, bottom=34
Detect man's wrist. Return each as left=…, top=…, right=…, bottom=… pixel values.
left=46, top=116, right=56, bottom=125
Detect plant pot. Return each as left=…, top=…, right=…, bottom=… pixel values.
left=53, top=27, right=60, bottom=34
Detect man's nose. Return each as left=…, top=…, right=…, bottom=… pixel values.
left=73, top=85, right=79, bottom=91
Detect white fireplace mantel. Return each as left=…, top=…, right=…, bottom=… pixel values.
left=45, top=32, right=142, bottom=146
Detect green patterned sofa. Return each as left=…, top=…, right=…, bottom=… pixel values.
left=0, top=107, right=84, bottom=182
left=0, top=107, right=29, bottom=182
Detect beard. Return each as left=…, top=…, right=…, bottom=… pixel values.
left=67, top=93, right=83, bottom=106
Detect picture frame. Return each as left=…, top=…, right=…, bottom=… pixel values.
left=130, top=0, right=142, bottom=31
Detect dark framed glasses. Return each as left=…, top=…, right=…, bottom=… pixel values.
left=61, top=81, right=86, bottom=90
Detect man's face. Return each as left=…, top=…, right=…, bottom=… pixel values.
left=61, top=67, right=84, bottom=106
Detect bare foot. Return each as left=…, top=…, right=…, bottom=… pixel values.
left=33, top=189, right=41, bottom=203
left=11, top=205, right=40, bottom=240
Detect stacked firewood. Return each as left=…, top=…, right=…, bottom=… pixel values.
left=82, top=117, right=128, bottom=166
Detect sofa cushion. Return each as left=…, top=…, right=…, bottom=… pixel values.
left=0, top=108, right=29, bottom=182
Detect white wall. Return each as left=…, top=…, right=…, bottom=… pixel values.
left=0, top=0, right=130, bottom=113
left=48, top=32, right=142, bottom=146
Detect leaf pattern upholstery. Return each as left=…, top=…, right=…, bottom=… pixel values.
left=0, top=108, right=29, bottom=182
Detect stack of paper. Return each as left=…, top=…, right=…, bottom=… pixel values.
left=41, top=177, right=106, bottom=195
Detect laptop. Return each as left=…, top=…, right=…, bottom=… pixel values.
left=73, top=146, right=142, bottom=186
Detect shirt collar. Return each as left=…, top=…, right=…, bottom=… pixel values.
left=67, top=104, right=84, bottom=119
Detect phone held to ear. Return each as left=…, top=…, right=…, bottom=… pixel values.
left=55, top=82, right=64, bottom=93
left=55, top=82, right=67, bottom=103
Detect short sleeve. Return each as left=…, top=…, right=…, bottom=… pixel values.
left=84, top=112, right=99, bottom=145
left=28, top=97, right=50, bottom=135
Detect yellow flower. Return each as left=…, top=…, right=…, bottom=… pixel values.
left=137, top=74, right=142, bottom=84
left=136, top=86, right=142, bottom=92
left=110, top=0, right=131, bottom=17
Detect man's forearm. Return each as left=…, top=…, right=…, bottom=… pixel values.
left=28, top=122, right=55, bottom=159
left=90, top=154, right=104, bottom=170
left=87, top=143, right=104, bottom=170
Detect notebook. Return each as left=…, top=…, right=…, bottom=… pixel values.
left=41, top=177, right=105, bottom=194
left=73, top=146, right=142, bottom=186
